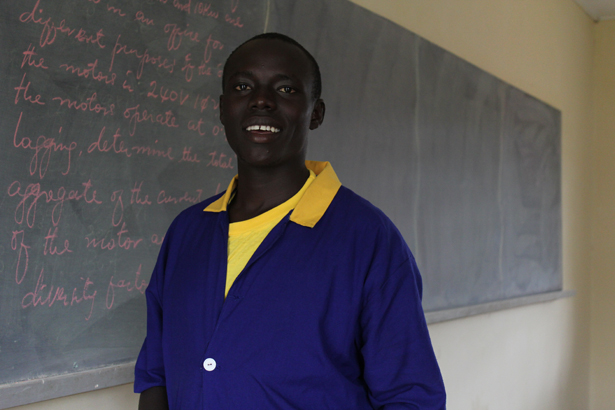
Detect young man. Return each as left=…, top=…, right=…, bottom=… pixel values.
left=135, top=33, right=446, bottom=409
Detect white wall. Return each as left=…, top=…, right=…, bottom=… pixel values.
left=590, top=20, right=615, bottom=410
left=11, top=0, right=599, bottom=409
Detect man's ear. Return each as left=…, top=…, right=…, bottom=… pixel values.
left=309, top=99, right=325, bottom=130
left=219, top=95, right=225, bottom=125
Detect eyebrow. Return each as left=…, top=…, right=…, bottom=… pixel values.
left=229, top=71, right=295, bottom=82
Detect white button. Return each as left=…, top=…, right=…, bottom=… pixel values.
left=203, top=358, right=216, bottom=371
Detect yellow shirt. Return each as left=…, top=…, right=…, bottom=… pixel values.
left=225, top=170, right=316, bottom=297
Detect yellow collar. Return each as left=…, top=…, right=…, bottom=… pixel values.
left=203, top=161, right=342, bottom=228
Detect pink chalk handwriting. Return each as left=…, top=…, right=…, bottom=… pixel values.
left=8, top=179, right=102, bottom=228
left=131, top=143, right=175, bottom=160
left=109, top=35, right=176, bottom=79
left=194, top=2, right=219, bottom=19
left=135, top=11, right=154, bottom=26
left=85, top=222, right=143, bottom=250
left=157, top=188, right=203, bottom=204
left=151, top=234, right=165, bottom=245
left=202, top=34, right=224, bottom=63
left=179, top=146, right=201, bottom=162
left=182, top=53, right=195, bottom=82
left=131, top=181, right=152, bottom=205
left=110, top=190, right=124, bottom=227
left=13, top=112, right=77, bottom=178
left=193, top=94, right=219, bottom=112
left=44, top=227, right=73, bottom=255
left=87, top=126, right=132, bottom=157
left=173, top=0, right=191, bottom=14
left=230, top=0, right=239, bottom=13
left=164, top=23, right=200, bottom=51
left=187, top=118, right=206, bottom=135
left=147, top=81, right=190, bottom=105
left=14, top=73, right=45, bottom=106
left=225, top=14, right=243, bottom=28
left=21, top=43, right=48, bottom=69
left=105, top=265, right=147, bottom=309
left=59, top=60, right=117, bottom=85
left=19, top=0, right=105, bottom=49
left=11, top=230, right=30, bottom=285
left=123, top=104, right=179, bottom=136
left=207, top=151, right=233, bottom=169
left=52, top=92, right=115, bottom=116
left=106, top=4, right=126, bottom=17
left=21, top=268, right=97, bottom=321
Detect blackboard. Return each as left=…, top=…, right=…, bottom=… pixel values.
left=0, top=0, right=561, bottom=405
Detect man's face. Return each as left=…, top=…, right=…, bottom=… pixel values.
left=220, top=39, right=324, bottom=170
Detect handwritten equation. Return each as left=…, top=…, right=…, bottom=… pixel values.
left=0, top=0, right=262, bottom=383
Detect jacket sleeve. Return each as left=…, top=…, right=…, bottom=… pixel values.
left=360, top=230, right=446, bottom=409
left=134, top=220, right=177, bottom=393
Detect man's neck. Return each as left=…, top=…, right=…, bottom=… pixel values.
left=227, top=162, right=310, bottom=223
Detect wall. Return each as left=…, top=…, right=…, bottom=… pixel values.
left=590, top=20, right=615, bottom=410
left=10, top=0, right=597, bottom=409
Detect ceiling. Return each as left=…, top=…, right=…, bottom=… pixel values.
left=573, top=0, right=615, bottom=20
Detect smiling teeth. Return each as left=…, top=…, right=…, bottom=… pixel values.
left=246, top=125, right=280, bottom=133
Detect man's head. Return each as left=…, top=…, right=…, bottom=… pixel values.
left=219, top=34, right=325, bottom=170
left=222, top=33, right=322, bottom=101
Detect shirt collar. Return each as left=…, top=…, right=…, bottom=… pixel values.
left=203, top=161, right=342, bottom=228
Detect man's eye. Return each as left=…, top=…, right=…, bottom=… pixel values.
left=279, top=86, right=295, bottom=94
left=234, top=84, right=250, bottom=91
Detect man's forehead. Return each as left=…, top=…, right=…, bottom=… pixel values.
left=224, top=39, right=313, bottom=86
left=228, top=39, right=309, bottom=66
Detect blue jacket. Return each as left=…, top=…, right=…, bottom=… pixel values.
left=135, top=161, right=446, bottom=409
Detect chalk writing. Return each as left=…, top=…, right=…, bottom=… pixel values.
left=173, top=0, right=192, bottom=13
left=179, top=146, right=201, bottom=162
left=85, top=222, right=143, bottom=250
left=87, top=126, right=132, bottom=157
left=11, top=230, right=30, bottom=285
left=207, top=151, right=233, bottom=168
left=182, top=53, right=195, bottom=82
left=193, top=94, right=219, bottom=112
left=13, top=112, right=77, bottom=178
left=202, top=34, right=224, bottom=63
left=164, top=23, right=200, bottom=51
left=105, top=265, right=147, bottom=309
left=157, top=189, right=203, bottom=204
left=194, top=2, right=219, bottom=19
left=124, top=104, right=179, bottom=136
left=52, top=92, right=115, bottom=116
left=135, top=11, right=154, bottom=26
left=187, top=118, right=207, bottom=135
left=21, top=268, right=97, bottom=321
left=44, top=227, right=73, bottom=255
left=106, top=4, right=126, bottom=17
left=20, top=0, right=106, bottom=49
left=8, top=180, right=102, bottom=228
left=147, top=81, right=190, bottom=105
left=14, top=73, right=45, bottom=105
left=109, top=35, right=176, bottom=79
left=131, top=181, right=152, bottom=205
left=21, top=44, right=49, bottom=70
left=225, top=14, right=243, bottom=28
left=59, top=60, right=117, bottom=85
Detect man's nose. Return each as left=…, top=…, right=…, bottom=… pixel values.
left=250, top=87, right=276, bottom=111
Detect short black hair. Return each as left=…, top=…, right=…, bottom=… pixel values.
left=221, top=32, right=322, bottom=100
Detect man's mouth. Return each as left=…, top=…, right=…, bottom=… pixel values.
left=245, top=125, right=281, bottom=133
